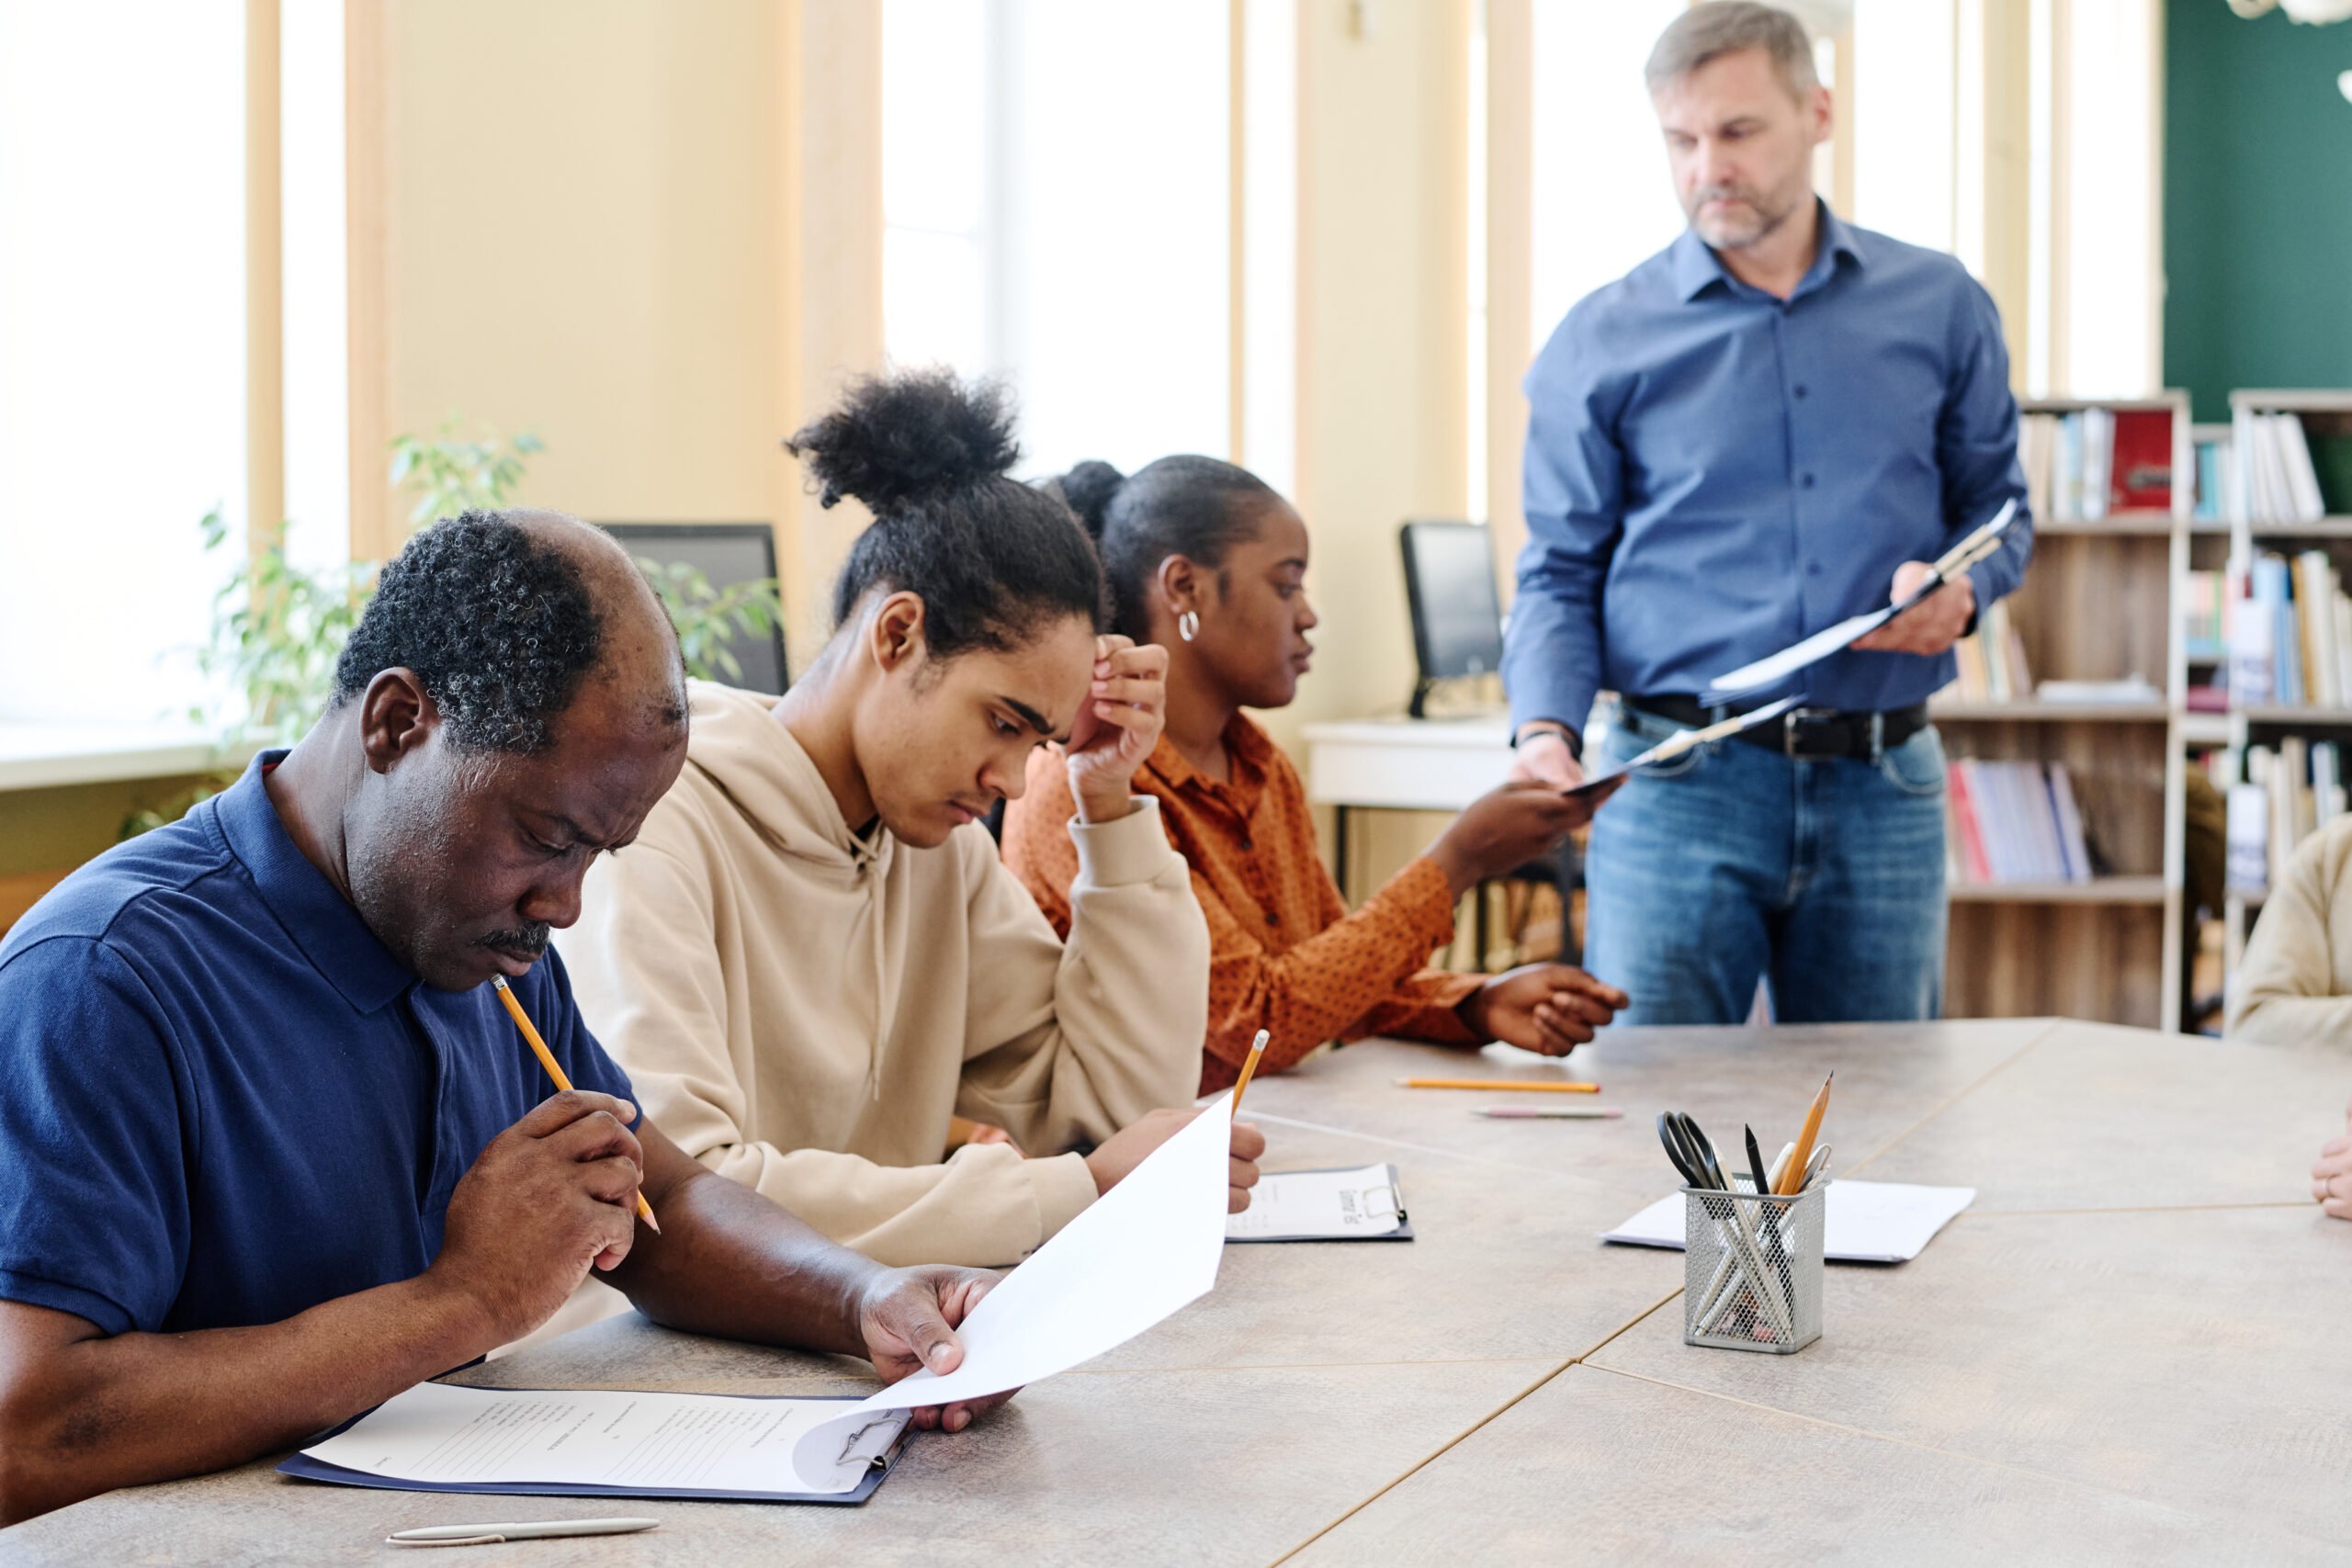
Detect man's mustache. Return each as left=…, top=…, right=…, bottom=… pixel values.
left=475, top=923, right=551, bottom=956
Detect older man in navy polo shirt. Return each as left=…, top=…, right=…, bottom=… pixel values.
left=0, top=512, right=1004, bottom=1524
left=1504, top=2, right=2032, bottom=1026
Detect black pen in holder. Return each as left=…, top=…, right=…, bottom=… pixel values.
left=1681, top=1178, right=1825, bottom=1354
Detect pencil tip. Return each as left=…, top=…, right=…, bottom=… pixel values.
left=641, top=1211, right=662, bottom=1235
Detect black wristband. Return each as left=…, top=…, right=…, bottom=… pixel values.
left=1512, top=724, right=1582, bottom=761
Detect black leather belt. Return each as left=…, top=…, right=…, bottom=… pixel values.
left=1632, top=694, right=1930, bottom=761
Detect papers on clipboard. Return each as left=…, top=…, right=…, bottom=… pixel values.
left=1564, top=697, right=1798, bottom=797
left=1599, top=1179, right=1975, bottom=1264
left=1226, top=1163, right=1412, bottom=1243
left=1700, top=500, right=2020, bottom=703
left=282, top=1384, right=907, bottom=1503
left=287, top=1099, right=1243, bottom=1503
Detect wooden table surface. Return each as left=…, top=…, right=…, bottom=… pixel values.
left=6, top=1019, right=2346, bottom=1566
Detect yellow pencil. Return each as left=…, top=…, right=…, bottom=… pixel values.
left=1229, top=1029, right=1271, bottom=1113
left=1776, top=1071, right=1835, bottom=1196
left=492, top=975, right=661, bottom=1234
left=1395, top=1077, right=1600, bottom=1093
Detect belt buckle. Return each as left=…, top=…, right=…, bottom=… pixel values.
left=1782, top=707, right=1842, bottom=759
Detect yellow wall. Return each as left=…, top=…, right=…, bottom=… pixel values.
left=1272, top=0, right=1472, bottom=764
left=382, top=0, right=781, bottom=528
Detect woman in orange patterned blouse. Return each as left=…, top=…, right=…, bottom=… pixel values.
left=1000, top=456, right=1628, bottom=1093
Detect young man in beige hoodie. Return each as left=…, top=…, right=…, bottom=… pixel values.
left=555, top=371, right=1253, bottom=1277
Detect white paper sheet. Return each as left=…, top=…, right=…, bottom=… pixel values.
left=1225, top=1163, right=1406, bottom=1241
left=1700, top=500, right=2019, bottom=702
left=300, top=1381, right=903, bottom=1496
left=1599, top=1179, right=1976, bottom=1264
left=849, top=1096, right=1237, bottom=1415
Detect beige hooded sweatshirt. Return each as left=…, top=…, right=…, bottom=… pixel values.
left=555, top=681, right=1210, bottom=1268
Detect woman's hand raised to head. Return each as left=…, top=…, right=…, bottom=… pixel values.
left=1064, top=635, right=1169, bottom=823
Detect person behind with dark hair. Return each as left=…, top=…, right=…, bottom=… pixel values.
left=0, top=510, right=1016, bottom=1525
left=1001, top=457, right=1628, bottom=1094
left=554, top=369, right=1257, bottom=1282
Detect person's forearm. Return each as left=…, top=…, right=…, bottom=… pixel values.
left=605, top=1165, right=881, bottom=1356
left=0, top=1277, right=492, bottom=1523
left=2229, top=990, right=2352, bottom=1045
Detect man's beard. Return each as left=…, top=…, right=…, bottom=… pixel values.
left=1690, top=180, right=1801, bottom=250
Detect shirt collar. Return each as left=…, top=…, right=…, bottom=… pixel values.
left=1141, top=714, right=1273, bottom=799
left=1670, top=200, right=1866, bottom=302
left=210, top=750, right=420, bottom=1016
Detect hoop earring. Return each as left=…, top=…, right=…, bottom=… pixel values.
left=1177, top=610, right=1200, bottom=643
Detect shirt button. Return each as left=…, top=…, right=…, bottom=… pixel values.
left=1807, top=562, right=1824, bottom=576
left=1801, top=473, right=1816, bottom=489
left=1238, top=836, right=1254, bottom=852
left=1793, top=385, right=1809, bottom=399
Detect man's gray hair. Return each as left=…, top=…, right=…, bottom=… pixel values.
left=1645, top=2, right=1819, bottom=98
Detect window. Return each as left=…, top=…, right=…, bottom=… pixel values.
left=1526, top=0, right=1690, bottom=350
left=883, top=0, right=1230, bottom=479
left=0, top=2, right=247, bottom=726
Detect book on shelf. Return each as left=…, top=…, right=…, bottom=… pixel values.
left=1944, top=759, right=2095, bottom=886
left=2227, top=739, right=2347, bottom=895
left=2242, top=412, right=2352, bottom=524
left=2193, top=434, right=2234, bottom=523
left=2020, top=407, right=2172, bottom=522
left=2227, top=549, right=2352, bottom=708
left=1946, top=599, right=2035, bottom=703
left=2182, top=569, right=2226, bottom=663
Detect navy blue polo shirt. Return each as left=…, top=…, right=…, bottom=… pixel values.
left=0, top=752, right=633, bottom=1337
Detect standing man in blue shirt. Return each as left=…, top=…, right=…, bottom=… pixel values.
left=1503, top=1, right=2032, bottom=1025
left=0, top=512, right=1009, bottom=1524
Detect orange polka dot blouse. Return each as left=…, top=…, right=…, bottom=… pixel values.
left=1001, top=715, right=1478, bottom=1095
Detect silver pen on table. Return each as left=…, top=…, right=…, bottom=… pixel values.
left=387, top=1517, right=661, bottom=1548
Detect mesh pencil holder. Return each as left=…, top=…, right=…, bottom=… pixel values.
left=1681, top=1179, right=1825, bottom=1354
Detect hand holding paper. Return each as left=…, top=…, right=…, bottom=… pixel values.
left=1849, top=559, right=1975, bottom=655
left=1701, top=500, right=2018, bottom=702
left=1563, top=696, right=1800, bottom=798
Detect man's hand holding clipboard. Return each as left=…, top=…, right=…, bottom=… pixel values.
left=1699, top=500, right=2020, bottom=703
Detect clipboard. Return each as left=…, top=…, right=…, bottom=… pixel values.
left=1225, top=1163, right=1414, bottom=1244
left=1563, top=696, right=1800, bottom=798
left=1700, top=498, right=2020, bottom=703
left=277, top=1391, right=905, bottom=1506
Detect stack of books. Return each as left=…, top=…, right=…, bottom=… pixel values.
left=2230, top=551, right=2352, bottom=709
left=2182, top=570, right=2227, bottom=664
left=2242, top=413, right=2335, bottom=525
left=2018, top=408, right=2173, bottom=522
left=1946, top=760, right=2095, bottom=886
left=2225, top=739, right=2346, bottom=895
left=1945, top=599, right=2034, bottom=703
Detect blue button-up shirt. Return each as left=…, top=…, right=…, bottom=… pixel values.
left=0, top=753, right=633, bottom=1337
left=1502, top=206, right=2033, bottom=735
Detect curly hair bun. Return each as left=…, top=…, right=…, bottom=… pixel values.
left=786, top=367, right=1021, bottom=513
left=1055, top=459, right=1125, bottom=542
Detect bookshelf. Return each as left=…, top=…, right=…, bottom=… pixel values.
left=2209, top=391, right=2352, bottom=1007
left=1937, top=392, right=2190, bottom=1033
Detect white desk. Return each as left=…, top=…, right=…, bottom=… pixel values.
left=1300, top=715, right=1515, bottom=902
left=1300, top=713, right=1513, bottom=814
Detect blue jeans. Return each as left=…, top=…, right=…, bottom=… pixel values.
left=1582, top=708, right=1949, bottom=1026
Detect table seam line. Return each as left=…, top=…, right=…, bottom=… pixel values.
left=1843, top=1022, right=2055, bottom=1177
left=1264, top=1289, right=1687, bottom=1567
